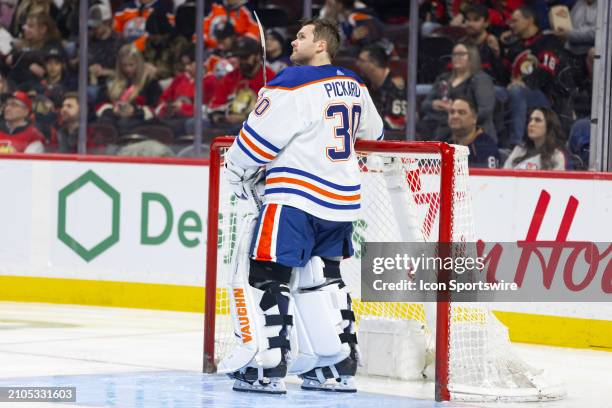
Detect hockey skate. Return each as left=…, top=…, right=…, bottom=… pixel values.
left=298, top=362, right=357, bottom=393
left=229, top=369, right=287, bottom=395
left=300, top=371, right=356, bottom=393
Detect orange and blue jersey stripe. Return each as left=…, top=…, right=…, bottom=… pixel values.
left=264, top=167, right=361, bottom=211
left=235, top=122, right=280, bottom=165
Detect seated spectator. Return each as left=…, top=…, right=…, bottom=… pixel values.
left=356, top=44, right=406, bottom=130
left=568, top=117, right=590, bottom=169
left=156, top=48, right=197, bottom=116
left=0, top=91, right=45, bottom=153
left=553, top=0, right=597, bottom=56
left=417, top=42, right=496, bottom=141
left=9, top=0, right=59, bottom=38
left=36, top=45, right=77, bottom=108
left=23, top=46, right=75, bottom=141
left=266, top=30, right=292, bottom=74
left=113, top=0, right=175, bottom=52
left=88, top=4, right=123, bottom=92
left=460, top=4, right=508, bottom=86
left=203, top=37, right=275, bottom=130
left=442, top=97, right=499, bottom=168
left=96, top=44, right=162, bottom=135
left=55, top=92, right=80, bottom=153
left=155, top=49, right=206, bottom=137
left=501, top=6, right=575, bottom=147
left=203, top=0, right=259, bottom=49
left=5, top=12, right=63, bottom=87
left=203, top=22, right=238, bottom=85
left=206, top=21, right=238, bottom=59
left=503, top=107, right=570, bottom=170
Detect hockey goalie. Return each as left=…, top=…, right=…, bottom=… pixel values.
left=216, top=19, right=384, bottom=394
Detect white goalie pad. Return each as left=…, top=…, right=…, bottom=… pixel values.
left=290, top=256, right=325, bottom=290
left=217, top=215, right=258, bottom=373
left=218, top=214, right=290, bottom=374
left=288, top=282, right=352, bottom=375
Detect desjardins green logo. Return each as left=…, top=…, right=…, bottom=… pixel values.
left=57, top=170, right=120, bottom=262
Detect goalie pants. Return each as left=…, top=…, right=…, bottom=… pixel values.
left=249, top=204, right=354, bottom=268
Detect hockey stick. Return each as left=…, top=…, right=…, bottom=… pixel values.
left=253, top=11, right=267, bottom=86
left=246, top=168, right=264, bottom=211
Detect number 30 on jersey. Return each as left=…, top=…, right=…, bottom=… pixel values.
left=325, top=103, right=362, bottom=161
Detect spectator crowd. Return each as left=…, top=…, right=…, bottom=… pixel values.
left=0, top=0, right=598, bottom=169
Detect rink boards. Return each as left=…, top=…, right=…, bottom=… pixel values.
left=0, top=154, right=610, bottom=350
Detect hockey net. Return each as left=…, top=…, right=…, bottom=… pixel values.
left=204, top=137, right=564, bottom=402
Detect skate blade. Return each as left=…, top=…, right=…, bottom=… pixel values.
left=300, top=378, right=356, bottom=393
left=232, top=379, right=287, bottom=395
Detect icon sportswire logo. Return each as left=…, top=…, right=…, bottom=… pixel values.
left=57, top=170, right=120, bottom=262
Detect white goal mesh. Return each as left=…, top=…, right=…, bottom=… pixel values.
left=204, top=138, right=565, bottom=402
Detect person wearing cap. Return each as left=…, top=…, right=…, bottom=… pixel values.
left=207, top=36, right=276, bottom=128
left=88, top=3, right=122, bottom=89
left=201, top=22, right=236, bottom=102
left=202, top=22, right=238, bottom=92
left=203, top=22, right=238, bottom=75
left=38, top=45, right=77, bottom=108
left=0, top=91, right=45, bottom=153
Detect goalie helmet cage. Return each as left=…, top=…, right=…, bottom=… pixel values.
left=203, top=136, right=564, bottom=402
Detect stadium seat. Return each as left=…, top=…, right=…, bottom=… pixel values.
left=129, top=124, right=175, bottom=145
left=87, top=122, right=120, bottom=154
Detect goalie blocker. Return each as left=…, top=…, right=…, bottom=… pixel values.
left=219, top=203, right=359, bottom=394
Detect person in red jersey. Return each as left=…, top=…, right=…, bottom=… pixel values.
left=0, top=91, right=45, bottom=154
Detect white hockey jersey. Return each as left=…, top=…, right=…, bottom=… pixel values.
left=226, top=65, right=384, bottom=222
